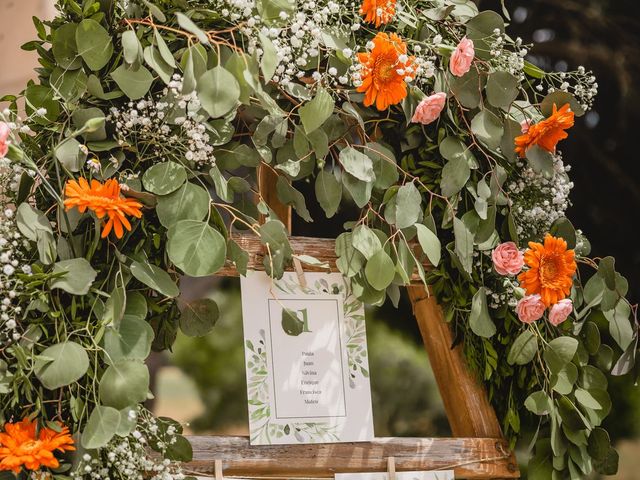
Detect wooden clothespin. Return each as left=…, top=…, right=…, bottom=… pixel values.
left=293, top=256, right=308, bottom=289
left=214, top=459, right=223, bottom=480
left=387, top=456, right=396, bottom=480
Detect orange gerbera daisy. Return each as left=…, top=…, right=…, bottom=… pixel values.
left=356, top=32, right=415, bottom=111
left=518, top=234, right=577, bottom=307
left=515, top=103, right=575, bottom=158
left=64, top=178, right=143, bottom=239
left=0, top=418, right=75, bottom=474
left=360, top=0, right=397, bottom=27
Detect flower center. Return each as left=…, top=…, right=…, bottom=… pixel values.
left=20, top=439, right=43, bottom=453
left=374, top=57, right=397, bottom=83
left=539, top=255, right=561, bottom=285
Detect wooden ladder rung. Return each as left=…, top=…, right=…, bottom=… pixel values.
left=184, top=435, right=519, bottom=479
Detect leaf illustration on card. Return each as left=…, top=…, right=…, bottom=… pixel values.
left=281, top=308, right=311, bottom=336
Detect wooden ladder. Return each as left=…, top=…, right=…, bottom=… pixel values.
left=183, top=168, right=520, bottom=479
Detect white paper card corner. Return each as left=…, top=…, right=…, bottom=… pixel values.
left=241, top=271, right=374, bottom=445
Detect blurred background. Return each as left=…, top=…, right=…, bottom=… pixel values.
left=1, top=0, right=639, bottom=478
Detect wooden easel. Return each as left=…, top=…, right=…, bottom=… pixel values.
left=184, top=168, right=520, bottom=479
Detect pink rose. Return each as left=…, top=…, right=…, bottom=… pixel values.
left=0, top=122, right=10, bottom=158
left=516, top=294, right=546, bottom=324
left=549, top=299, right=573, bottom=326
left=520, top=119, right=532, bottom=133
left=450, top=37, right=475, bottom=77
left=411, top=92, right=447, bottom=125
left=492, top=242, right=524, bottom=276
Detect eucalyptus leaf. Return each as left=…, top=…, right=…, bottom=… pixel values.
left=103, top=316, right=154, bottom=364
left=81, top=406, right=120, bottom=449
left=142, top=161, right=187, bottom=195
left=156, top=181, right=210, bottom=227
left=111, top=64, right=154, bottom=100
left=469, top=288, right=496, bottom=338
left=179, top=298, right=220, bottom=337
left=508, top=330, right=538, bottom=365
left=35, top=341, right=90, bottom=390
left=167, top=220, right=227, bottom=277
left=50, top=258, right=97, bottom=295
left=364, top=250, right=395, bottom=291
left=99, top=359, right=150, bottom=409
left=130, top=260, right=180, bottom=298
left=76, top=19, right=113, bottom=71
left=299, top=88, right=334, bottom=134
left=198, top=67, right=240, bottom=118
left=414, top=223, right=441, bottom=267
left=315, top=169, right=342, bottom=218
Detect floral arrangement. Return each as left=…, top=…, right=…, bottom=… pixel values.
left=0, top=0, right=636, bottom=478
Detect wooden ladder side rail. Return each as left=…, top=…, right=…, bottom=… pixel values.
left=183, top=436, right=518, bottom=479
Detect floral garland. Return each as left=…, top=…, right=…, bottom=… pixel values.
left=0, top=0, right=636, bottom=478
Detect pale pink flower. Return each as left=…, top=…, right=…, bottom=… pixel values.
left=0, top=122, right=10, bottom=158
left=492, top=242, right=524, bottom=276
left=516, top=294, right=546, bottom=324
left=411, top=92, right=447, bottom=125
left=549, top=299, right=573, bottom=326
left=520, top=119, right=532, bottom=133
left=450, top=37, right=475, bottom=77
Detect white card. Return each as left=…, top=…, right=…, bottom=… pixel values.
left=335, top=472, right=454, bottom=480
left=241, top=271, right=374, bottom=445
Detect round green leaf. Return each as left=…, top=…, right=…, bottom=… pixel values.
left=167, top=220, right=227, bottom=277
left=198, top=66, right=240, bottom=118
left=541, top=91, right=585, bottom=117
left=507, top=330, right=538, bottom=365
left=588, top=427, right=611, bottom=462
left=339, top=146, right=374, bottom=182
left=471, top=110, right=504, bottom=150
left=440, top=156, right=470, bottom=197
left=76, top=19, right=114, bottom=71
left=81, top=406, right=120, bottom=449
left=165, top=435, right=193, bottom=462
left=395, top=183, right=421, bottom=229
left=142, top=161, right=187, bottom=195
left=368, top=142, right=399, bottom=190
left=486, top=71, right=519, bottom=110
left=130, top=260, right=180, bottom=298
left=315, top=170, right=342, bottom=219
left=103, top=316, right=154, bottom=363
left=35, top=341, right=90, bottom=390
left=125, top=291, right=148, bottom=320
left=156, top=182, right=210, bottom=228
left=414, top=224, right=441, bottom=267
left=52, top=23, right=83, bottom=70
left=179, top=298, right=220, bottom=337
left=524, top=390, right=552, bottom=416
left=364, top=250, right=395, bottom=291
left=111, top=64, right=154, bottom=100
left=469, top=287, right=496, bottom=338
left=99, top=359, right=150, bottom=409
left=50, top=258, right=98, bottom=295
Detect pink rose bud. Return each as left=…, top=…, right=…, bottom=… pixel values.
left=450, top=37, right=475, bottom=77
left=516, top=294, right=546, bottom=324
left=411, top=92, right=447, bottom=125
left=0, top=122, right=10, bottom=158
left=491, top=242, right=524, bottom=276
left=548, top=299, right=573, bottom=326
left=520, top=119, right=532, bottom=133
